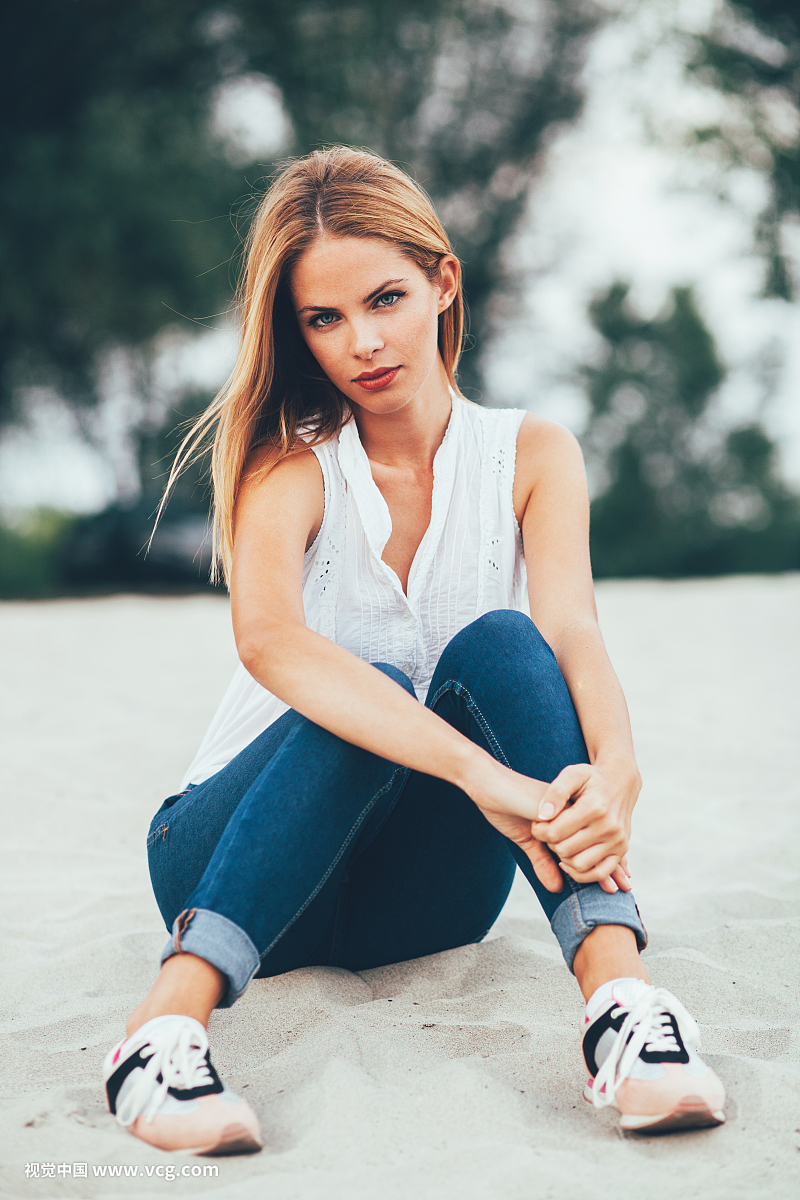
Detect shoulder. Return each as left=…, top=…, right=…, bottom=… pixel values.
left=456, top=399, right=581, bottom=467
left=236, top=443, right=326, bottom=545
left=515, top=412, right=583, bottom=471
left=512, top=414, right=587, bottom=522
left=241, top=442, right=325, bottom=496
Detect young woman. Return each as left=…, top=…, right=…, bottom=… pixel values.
left=103, top=147, right=725, bottom=1155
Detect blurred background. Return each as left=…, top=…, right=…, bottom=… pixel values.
left=1, top=0, right=798, bottom=596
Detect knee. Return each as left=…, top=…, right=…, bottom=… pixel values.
left=443, top=609, right=554, bottom=668
left=371, top=662, right=417, bottom=697
left=473, top=609, right=534, bottom=639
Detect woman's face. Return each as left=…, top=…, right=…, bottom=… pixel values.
left=290, top=236, right=458, bottom=416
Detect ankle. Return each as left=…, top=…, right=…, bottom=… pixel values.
left=125, top=1001, right=181, bottom=1039
left=125, top=1002, right=151, bottom=1039
left=573, top=925, right=650, bottom=1002
left=125, top=953, right=225, bottom=1039
left=584, top=975, right=652, bottom=1019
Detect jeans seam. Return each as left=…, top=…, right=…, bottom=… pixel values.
left=428, top=679, right=511, bottom=767
left=161, top=910, right=260, bottom=1003
left=146, top=823, right=169, bottom=849
left=256, top=765, right=407, bottom=963
left=567, top=891, right=591, bottom=935
left=349, top=766, right=411, bottom=861
left=146, top=788, right=195, bottom=849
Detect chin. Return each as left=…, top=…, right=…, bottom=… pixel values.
left=347, top=386, right=416, bottom=416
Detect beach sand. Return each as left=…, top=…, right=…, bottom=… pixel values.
left=1, top=575, right=798, bottom=1199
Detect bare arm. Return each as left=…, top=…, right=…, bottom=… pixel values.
left=230, top=447, right=564, bottom=891
left=514, top=415, right=641, bottom=887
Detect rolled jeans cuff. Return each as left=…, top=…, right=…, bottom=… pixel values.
left=551, top=885, right=647, bottom=974
left=160, top=908, right=260, bottom=1007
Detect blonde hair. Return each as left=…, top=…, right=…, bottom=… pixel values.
left=161, top=146, right=465, bottom=585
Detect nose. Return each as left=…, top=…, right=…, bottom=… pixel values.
left=349, top=314, right=385, bottom=361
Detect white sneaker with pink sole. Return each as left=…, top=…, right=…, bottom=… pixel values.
left=104, top=1015, right=262, bottom=1155
left=582, top=978, right=726, bottom=1133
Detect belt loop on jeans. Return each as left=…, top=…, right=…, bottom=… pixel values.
left=174, top=908, right=197, bottom=953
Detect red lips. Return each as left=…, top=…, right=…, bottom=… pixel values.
left=352, top=366, right=401, bottom=391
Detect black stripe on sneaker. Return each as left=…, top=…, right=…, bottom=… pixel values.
left=105, top=1049, right=151, bottom=1115
left=582, top=1007, right=626, bottom=1078
left=105, top=1049, right=224, bottom=1114
left=582, top=1007, right=691, bottom=1077
left=166, top=1053, right=224, bottom=1101
left=639, top=1014, right=689, bottom=1065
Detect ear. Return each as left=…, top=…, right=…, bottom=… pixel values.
left=436, top=254, right=460, bottom=314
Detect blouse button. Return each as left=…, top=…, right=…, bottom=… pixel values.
left=401, top=610, right=413, bottom=622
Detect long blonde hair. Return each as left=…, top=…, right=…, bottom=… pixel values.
left=161, top=146, right=465, bottom=585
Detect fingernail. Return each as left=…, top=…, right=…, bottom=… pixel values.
left=538, top=802, right=555, bottom=819
left=608, top=880, right=618, bottom=892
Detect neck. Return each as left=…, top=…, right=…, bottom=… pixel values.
left=350, top=355, right=454, bottom=470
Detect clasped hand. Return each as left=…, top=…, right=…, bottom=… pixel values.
left=531, top=761, right=637, bottom=894
left=470, top=758, right=639, bottom=896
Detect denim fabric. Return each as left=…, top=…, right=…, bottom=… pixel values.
left=148, top=611, right=646, bottom=1006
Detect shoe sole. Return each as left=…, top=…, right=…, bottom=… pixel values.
left=621, top=1099, right=726, bottom=1135
left=582, top=1089, right=724, bottom=1132
left=151, top=1124, right=263, bottom=1157
left=583, top=1085, right=725, bottom=1135
left=193, top=1123, right=263, bottom=1156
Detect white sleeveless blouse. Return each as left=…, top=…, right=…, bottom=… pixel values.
left=180, top=394, right=527, bottom=788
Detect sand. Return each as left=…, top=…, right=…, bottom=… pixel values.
left=1, top=574, right=798, bottom=1199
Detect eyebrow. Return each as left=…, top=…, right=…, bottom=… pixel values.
left=297, top=278, right=408, bottom=315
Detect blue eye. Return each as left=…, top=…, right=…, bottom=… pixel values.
left=310, top=312, right=338, bottom=328
left=376, top=291, right=404, bottom=307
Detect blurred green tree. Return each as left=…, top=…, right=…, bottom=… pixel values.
left=4, top=1, right=798, bottom=590
left=2, top=0, right=602, bottom=588
left=0, top=509, right=75, bottom=598
left=690, top=0, right=799, bottom=298
left=0, top=0, right=600, bottom=434
left=0, top=1, right=240, bottom=425
left=232, top=0, right=600, bottom=397
left=583, top=283, right=800, bottom=577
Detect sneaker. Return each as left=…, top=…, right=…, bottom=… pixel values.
left=582, top=979, right=726, bottom=1133
left=104, top=1015, right=262, bottom=1155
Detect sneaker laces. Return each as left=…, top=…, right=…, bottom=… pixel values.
left=115, top=1020, right=214, bottom=1127
left=591, top=986, right=700, bottom=1110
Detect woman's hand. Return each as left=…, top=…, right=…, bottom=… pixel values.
left=461, top=756, right=565, bottom=893
left=463, top=754, right=637, bottom=895
left=529, top=761, right=640, bottom=893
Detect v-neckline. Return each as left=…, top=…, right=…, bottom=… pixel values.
left=337, top=394, right=460, bottom=600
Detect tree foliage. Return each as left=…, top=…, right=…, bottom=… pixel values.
left=690, top=0, right=800, bottom=298
left=0, top=1, right=240, bottom=422
left=0, top=0, right=600, bottom=426
left=2, top=1, right=799, bottom=590
left=232, top=0, right=600, bottom=395
left=583, top=283, right=800, bottom=577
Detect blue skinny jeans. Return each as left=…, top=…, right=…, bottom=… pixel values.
left=148, top=611, right=646, bottom=1006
